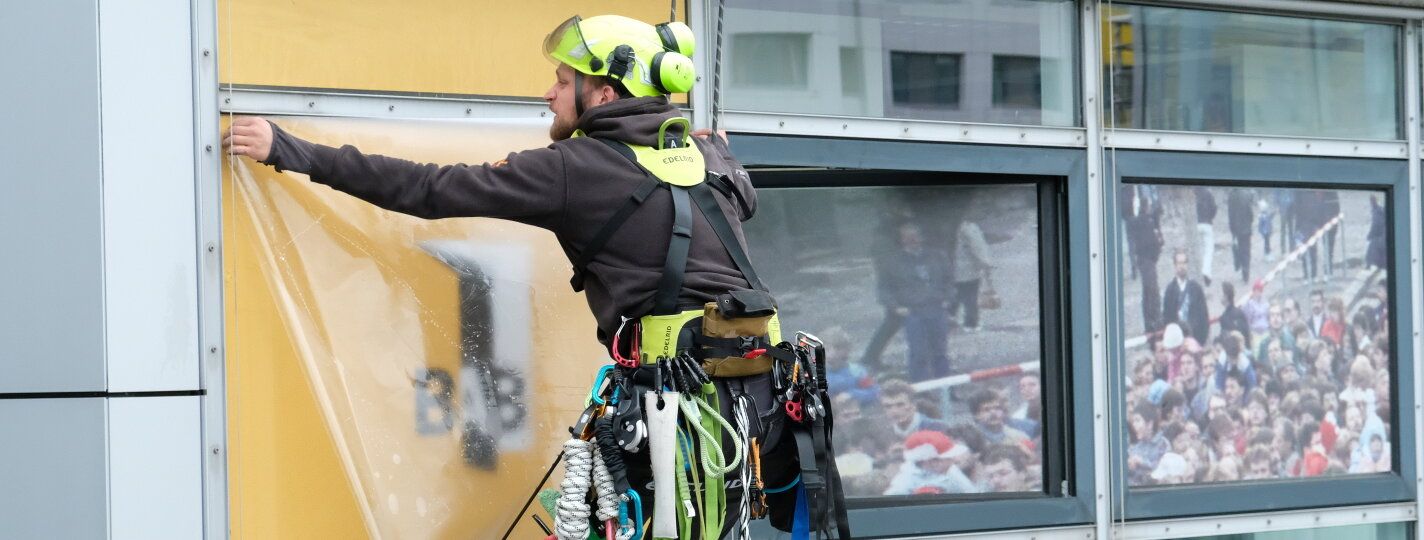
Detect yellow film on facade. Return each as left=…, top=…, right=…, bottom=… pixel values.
left=223, top=116, right=606, bottom=539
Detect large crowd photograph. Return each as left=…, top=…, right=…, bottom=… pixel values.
left=746, top=179, right=1050, bottom=499
left=1118, top=183, right=1392, bottom=487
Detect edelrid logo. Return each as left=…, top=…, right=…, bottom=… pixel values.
left=662, top=155, right=695, bottom=165
left=663, top=325, right=674, bottom=355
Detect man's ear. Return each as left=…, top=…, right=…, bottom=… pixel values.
left=595, top=83, right=621, bottom=106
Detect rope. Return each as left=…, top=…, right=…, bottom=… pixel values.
left=592, top=450, right=620, bottom=522
left=554, top=439, right=594, bottom=540
left=710, top=0, right=727, bottom=132
left=734, top=395, right=755, bottom=539
left=679, top=393, right=743, bottom=476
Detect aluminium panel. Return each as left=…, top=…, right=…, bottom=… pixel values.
left=0, top=398, right=108, bottom=539
left=0, top=0, right=106, bottom=392
left=109, top=396, right=203, bottom=540
left=100, top=0, right=201, bottom=392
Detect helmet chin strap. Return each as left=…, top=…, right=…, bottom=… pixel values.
left=574, top=74, right=587, bottom=120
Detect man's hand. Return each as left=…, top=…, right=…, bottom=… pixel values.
left=692, top=128, right=728, bottom=144
left=222, top=116, right=275, bottom=162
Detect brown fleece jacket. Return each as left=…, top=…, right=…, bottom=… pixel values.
left=262, top=96, right=763, bottom=344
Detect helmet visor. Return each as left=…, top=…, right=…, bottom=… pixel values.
left=543, top=15, right=593, bottom=69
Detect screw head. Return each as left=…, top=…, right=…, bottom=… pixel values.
left=204, top=145, right=212, bottom=152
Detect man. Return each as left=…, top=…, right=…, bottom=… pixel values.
left=224, top=15, right=819, bottom=538
left=951, top=217, right=992, bottom=333
left=880, top=379, right=952, bottom=438
left=1307, top=289, right=1327, bottom=339
left=876, top=223, right=954, bottom=381
left=1227, top=188, right=1255, bottom=282
left=1123, top=184, right=1165, bottom=331
left=1194, top=187, right=1218, bottom=286
left=1162, top=249, right=1210, bottom=345
left=980, top=445, right=1030, bottom=492
left=883, top=430, right=979, bottom=495
left=969, top=389, right=1030, bottom=448
left=1217, top=282, right=1251, bottom=347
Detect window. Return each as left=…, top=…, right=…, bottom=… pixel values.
left=730, top=134, right=1091, bottom=536
left=720, top=0, right=1078, bottom=126
left=1103, top=5, right=1400, bottom=139
left=1118, top=183, right=1392, bottom=487
left=730, top=33, right=810, bottom=89
left=993, top=55, right=1043, bottom=108
left=1108, top=151, right=1413, bottom=519
left=891, top=52, right=963, bottom=107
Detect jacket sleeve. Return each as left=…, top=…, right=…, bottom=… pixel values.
left=262, top=122, right=567, bottom=229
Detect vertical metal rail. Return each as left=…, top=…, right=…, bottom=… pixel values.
left=1405, top=19, right=1423, bottom=535
left=191, top=0, right=228, bottom=537
left=689, top=0, right=712, bottom=130
left=1081, top=1, right=1114, bottom=538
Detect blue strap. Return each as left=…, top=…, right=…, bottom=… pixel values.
left=792, top=484, right=810, bottom=540
left=764, top=474, right=800, bottom=494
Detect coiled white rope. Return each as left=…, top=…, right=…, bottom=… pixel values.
left=555, top=439, right=594, bottom=540
left=591, top=449, right=620, bottom=522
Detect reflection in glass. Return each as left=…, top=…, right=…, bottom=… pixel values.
left=1181, top=521, right=1407, bottom=540
left=1103, top=5, right=1400, bottom=139
left=745, top=183, right=1045, bottom=498
left=1118, top=183, right=1392, bottom=487
left=722, top=0, right=1077, bottom=126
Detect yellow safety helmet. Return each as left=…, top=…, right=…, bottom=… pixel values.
left=543, top=15, right=696, bottom=97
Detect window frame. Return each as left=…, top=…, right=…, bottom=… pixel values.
left=1104, top=150, right=1417, bottom=520
left=729, top=134, right=1095, bottom=536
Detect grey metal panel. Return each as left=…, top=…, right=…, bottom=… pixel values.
left=0, top=0, right=106, bottom=392
left=0, top=398, right=108, bottom=539
left=109, top=396, right=202, bottom=540
left=99, top=0, right=200, bottom=392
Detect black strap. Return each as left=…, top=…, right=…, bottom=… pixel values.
left=689, top=181, right=768, bottom=292
left=653, top=186, right=693, bottom=315
left=569, top=138, right=660, bottom=292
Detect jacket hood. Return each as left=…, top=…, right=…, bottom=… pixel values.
left=577, top=96, right=681, bottom=147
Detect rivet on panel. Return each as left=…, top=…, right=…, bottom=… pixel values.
left=206, top=243, right=215, bottom=253
left=202, top=49, right=210, bottom=57
left=308, top=101, right=315, bottom=108
left=1256, top=142, right=1262, bottom=147
left=1154, top=137, right=1161, bottom=144
left=779, top=121, right=785, bottom=127
left=1207, top=139, right=1213, bottom=145
left=389, top=105, right=396, bottom=112
left=209, top=346, right=218, bottom=354
left=204, top=145, right=212, bottom=153
left=465, top=108, right=472, bottom=115
left=223, top=98, right=231, bottom=104
left=962, top=130, right=970, bottom=136
left=1217, top=524, right=1222, bottom=529
left=1266, top=519, right=1271, bottom=525
left=211, top=446, right=220, bottom=455
left=541, top=112, right=547, bottom=117
left=842, top=124, right=848, bottom=130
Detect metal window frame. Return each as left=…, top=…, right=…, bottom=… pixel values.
left=1100, top=1, right=1410, bottom=146
left=730, top=134, right=1095, bottom=537
left=191, top=0, right=225, bottom=538
left=1102, top=150, right=1418, bottom=520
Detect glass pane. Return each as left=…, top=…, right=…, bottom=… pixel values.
left=1182, top=521, right=1408, bottom=540
left=1118, top=183, right=1393, bottom=487
left=722, top=0, right=1078, bottom=126
left=745, top=182, right=1047, bottom=498
left=1103, top=5, right=1400, bottom=139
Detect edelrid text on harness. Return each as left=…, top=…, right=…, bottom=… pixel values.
left=553, top=117, right=850, bottom=539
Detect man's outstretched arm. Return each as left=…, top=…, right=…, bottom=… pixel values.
left=224, top=117, right=567, bottom=228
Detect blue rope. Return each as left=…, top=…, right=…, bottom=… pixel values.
left=763, top=474, right=800, bottom=494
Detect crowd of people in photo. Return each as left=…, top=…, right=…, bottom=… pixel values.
left=1122, top=185, right=1393, bottom=487
left=825, top=327, right=1046, bottom=497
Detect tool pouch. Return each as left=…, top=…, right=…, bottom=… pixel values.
left=699, top=290, right=781, bottom=377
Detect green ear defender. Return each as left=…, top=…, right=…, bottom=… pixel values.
left=652, top=22, right=696, bottom=94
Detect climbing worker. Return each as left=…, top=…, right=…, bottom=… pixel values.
left=223, top=13, right=847, bottom=540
